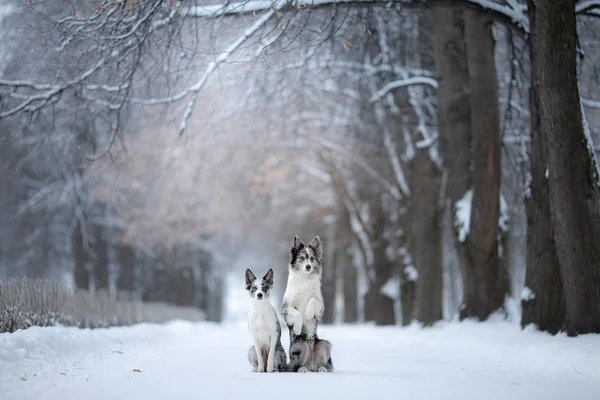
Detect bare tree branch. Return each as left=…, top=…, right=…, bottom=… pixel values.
left=369, top=76, right=438, bottom=103
left=582, top=97, right=600, bottom=109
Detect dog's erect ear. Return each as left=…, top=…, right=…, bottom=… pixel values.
left=245, top=269, right=256, bottom=287
left=309, top=236, right=323, bottom=260
left=263, top=269, right=274, bottom=286
left=292, top=235, right=304, bottom=250
left=290, top=235, right=305, bottom=262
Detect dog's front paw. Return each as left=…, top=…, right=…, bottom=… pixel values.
left=256, top=365, right=265, bottom=373
left=298, top=367, right=309, bottom=373
left=306, top=299, right=319, bottom=320
left=305, top=305, right=315, bottom=320
left=267, top=363, right=275, bottom=373
left=317, top=366, right=329, bottom=373
left=315, top=307, right=324, bottom=321
left=293, top=316, right=303, bottom=335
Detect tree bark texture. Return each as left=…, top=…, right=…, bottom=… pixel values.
left=364, top=198, right=396, bottom=325
left=461, top=8, right=509, bottom=320
left=410, top=148, right=443, bottom=325
left=338, top=206, right=358, bottom=323
left=529, top=0, right=600, bottom=335
left=321, top=217, right=337, bottom=324
left=521, top=24, right=565, bottom=332
left=401, top=273, right=416, bottom=326
left=430, top=4, right=473, bottom=318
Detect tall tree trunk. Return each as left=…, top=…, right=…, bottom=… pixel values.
left=521, top=31, right=565, bottom=332
left=212, top=274, right=224, bottom=323
left=93, top=224, right=109, bottom=291
left=441, top=204, right=463, bottom=319
left=411, top=148, right=443, bottom=325
left=461, top=9, right=509, bottom=320
left=430, top=4, right=472, bottom=319
left=321, top=217, right=337, bottom=324
left=401, top=271, right=416, bottom=326
left=324, top=160, right=358, bottom=323
left=364, top=262, right=395, bottom=325
left=72, top=220, right=90, bottom=291
left=529, top=0, right=600, bottom=335
left=364, top=198, right=395, bottom=325
left=168, top=267, right=196, bottom=306
left=339, top=208, right=358, bottom=323
left=116, top=244, right=136, bottom=293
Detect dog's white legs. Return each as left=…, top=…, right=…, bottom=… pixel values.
left=285, top=306, right=304, bottom=335
left=267, top=334, right=277, bottom=372
left=293, top=315, right=303, bottom=335
left=305, top=299, right=316, bottom=320
left=317, top=366, right=328, bottom=372
left=253, top=338, right=265, bottom=372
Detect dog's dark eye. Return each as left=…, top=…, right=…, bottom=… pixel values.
left=251, top=287, right=256, bottom=293
left=299, top=256, right=305, bottom=261
left=310, top=257, right=315, bottom=261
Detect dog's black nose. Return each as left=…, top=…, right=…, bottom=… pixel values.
left=257, top=293, right=263, bottom=299
left=305, top=265, right=312, bottom=271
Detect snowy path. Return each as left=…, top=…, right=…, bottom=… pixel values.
left=1, top=321, right=599, bottom=400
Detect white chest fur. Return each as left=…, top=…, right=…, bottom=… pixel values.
left=248, top=301, right=277, bottom=347
left=283, top=272, right=323, bottom=336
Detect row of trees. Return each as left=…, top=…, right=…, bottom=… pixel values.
left=0, top=0, right=224, bottom=320
left=1, top=0, right=600, bottom=334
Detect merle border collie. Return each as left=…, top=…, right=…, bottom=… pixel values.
left=246, top=268, right=287, bottom=373
left=281, top=235, right=334, bottom=372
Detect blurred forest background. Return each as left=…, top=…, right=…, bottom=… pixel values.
left=1, top=0, right=600, bottom=335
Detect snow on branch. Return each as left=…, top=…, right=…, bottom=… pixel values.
left=580, top=94, right=600, bottom=187
left=182, top=0, right=390, bottom=17
left=463, top=0, right=598, bottom=31
left=342, top=194, right=375, bottom=269
left=576, top=0, right=600, bottom=15
left=0, top=55, right=111, bottom=118
left=383, top=127, right=411, bottom=197
left=582, top=98, right=600, bottom=109
left=184, top=0, right=593, bottom=32
left=465, top=0, right=529, bottom=32
left=1, top=1, right=168, bottom=121
left=185, top=0, right=534, bottom=36
left=316, top=137, right=402, bottom=200
left=183, top=0, right=283, bottom=17
left=369, top=77, right=438, bottom=104
left=135, top=5, right=282, bottom=136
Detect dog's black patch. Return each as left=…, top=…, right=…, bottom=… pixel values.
left=290, top=235, right=305, bottom=266
left=260, top=282, right=270, bottom=294
left=290, top=245, right=304, bottom=266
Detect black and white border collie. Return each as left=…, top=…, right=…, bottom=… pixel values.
left=281, top=235, right=334, bottom=372
left=246, top=268, right=287, bottom=373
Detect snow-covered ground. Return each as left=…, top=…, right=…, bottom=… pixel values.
left=1, top=320, right=599, bottom=400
